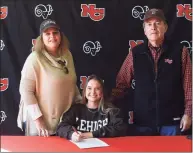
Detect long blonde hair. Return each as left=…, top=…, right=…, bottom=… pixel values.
left=82, top=74, right=119, bottom=115
left=33, top=32, right=70, bottom=55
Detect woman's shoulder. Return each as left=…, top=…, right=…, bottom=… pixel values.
left=25, top=51, right=41, bottom=61
left=22, top=51, right=38, bottom=66
left=23, top=51, right=46, bottom=70
left=62, top=49, right=72, bottom=58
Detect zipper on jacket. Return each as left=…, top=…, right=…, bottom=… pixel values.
left=144, top=52, right=159, bottom=127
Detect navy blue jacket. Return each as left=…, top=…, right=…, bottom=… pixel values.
left=132, top=39, right=184, bottom=126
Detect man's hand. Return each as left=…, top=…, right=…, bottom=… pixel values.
left=180, top=114, right=192, bottom=132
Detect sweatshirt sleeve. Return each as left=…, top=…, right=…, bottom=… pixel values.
left=92, top=108, right=128, bottom=138
left=56, top=105, right=77, bottom=139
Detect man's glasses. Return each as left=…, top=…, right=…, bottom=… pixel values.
left=57, top=60, right=69, bottom=74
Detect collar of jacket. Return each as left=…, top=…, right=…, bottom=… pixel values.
left=140, top=36, right=170, bottom=54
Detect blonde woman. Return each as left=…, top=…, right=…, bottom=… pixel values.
left=56, top=75, right=128, bottom=142
left=17, top=19, right=82, bottom=136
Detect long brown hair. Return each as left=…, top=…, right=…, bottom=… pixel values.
left=33, top=31, right=70, bottom=56
left=82, top=74, right=119, bottom=115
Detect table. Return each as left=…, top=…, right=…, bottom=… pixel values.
left=1, top=136, right=192, bottom=152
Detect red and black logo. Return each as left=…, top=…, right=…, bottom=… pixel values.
left=129, top=40, right=144, bottom=52
left=80, top=76, right=88, bottom=89
left=177, top=4, right=192, bottom=21
left=81, top=4, right=105, bottom=21
left=0, top=78, right=9, bottom=92
left=0, top=6, right=8, bottom=19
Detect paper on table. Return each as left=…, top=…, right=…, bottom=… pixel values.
left=70, top=138, right=109, bottom=149
left=1, top=148, right=10, bottom=152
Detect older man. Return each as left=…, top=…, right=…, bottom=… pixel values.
left=112, top=8, right=192, bottom=135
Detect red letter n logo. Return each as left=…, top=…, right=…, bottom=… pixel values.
left=176, top=4, right=192, bottom=21
left=0, top=78, right=9, bottom=92
left=81, top=4, right=105, bottom=21
left=0, top=6, right=8, bottom=19
left=129, top=40, right=144, bottom=52
left=80, top=76, right=88, bottom=90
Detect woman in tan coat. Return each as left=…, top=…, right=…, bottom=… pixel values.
left=17, top=19, right=82, bottom=136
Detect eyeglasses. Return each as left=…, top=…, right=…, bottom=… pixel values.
left=57, top=60, right=69, bottom=74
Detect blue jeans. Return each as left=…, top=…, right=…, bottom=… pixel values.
left=136, top=125, right=181, bottom=136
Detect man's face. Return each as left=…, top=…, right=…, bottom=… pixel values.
left=144, top=18, right=167, bottom=42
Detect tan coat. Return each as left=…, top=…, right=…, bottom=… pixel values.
left=17, top=50, right=82, bottom=135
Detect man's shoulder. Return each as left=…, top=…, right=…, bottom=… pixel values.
left=132, top=42, right=146, bottom=53
left=163, top=39, right=184, bottom=53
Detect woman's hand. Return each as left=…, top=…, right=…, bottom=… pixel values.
left=71, top=131, right=82, bottom=142
left=34, top=116, right=49, bottom=137
left=81, top=132, right=93, bottom=139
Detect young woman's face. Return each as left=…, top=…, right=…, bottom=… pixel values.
left=42, top=27, right=61, bottom=52
left=86, top=79, right=103, bottom=104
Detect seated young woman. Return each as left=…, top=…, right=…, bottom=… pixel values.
left=56, top=74, right=128, bottom=142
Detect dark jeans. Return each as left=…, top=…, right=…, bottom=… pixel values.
left=135, top=125, right=181, bottom=136
left=22, top=122, right=26, bottom=129
left=22, top=122, right=26, bottom=135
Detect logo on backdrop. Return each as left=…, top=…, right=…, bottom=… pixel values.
left=0, top=6, right=8, bottom=19
left=129, top=40, right=144, bottom=52
left=176, top=4, right=192, bottom=21
left=128, top=111, right=133, bottom=124
left=80, top=76, right=104, bottom=90
left=34, top=4, right=53, bottom=19
left=83, top=41, right=102, bottom=56
left=0, top=111, right=7, bottom=124
left=81, top=4, right=105, bottom=21
left=131, top=79, right=135, bottom=90
left=132, top=6, right=149, bottom=20
left=0, top=78, right=9, bottom=92
left=0, top=40, right=5, bottom=51
left=80, top=76, right=88, bottom=89
left=32, top=39, right=36, bottom=51
left=180, top=40, right=192, bottom=55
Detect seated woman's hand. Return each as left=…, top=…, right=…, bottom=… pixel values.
left=71, top=131, right=82, bottom=142
left=34, top=116, right=49, bottom=137
left=81, top=132, right=93, bottom=139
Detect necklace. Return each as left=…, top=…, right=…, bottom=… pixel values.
left=43, top=50, right=69, bottom=73
left=87, top=108, right=98, bottom=113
